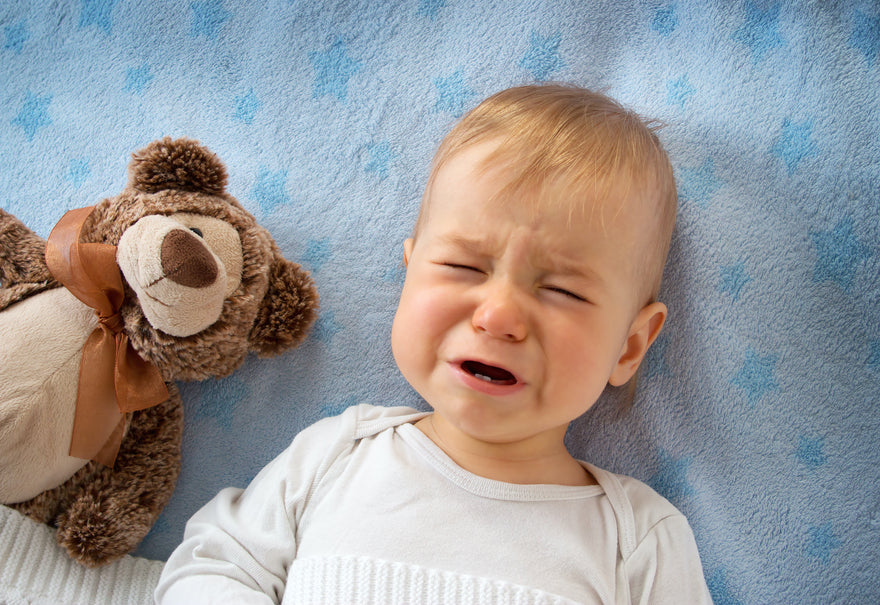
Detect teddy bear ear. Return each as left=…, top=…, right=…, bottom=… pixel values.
left=249, top=254, right=319, bottom=357
left=128, top=137, right=228, bottom=194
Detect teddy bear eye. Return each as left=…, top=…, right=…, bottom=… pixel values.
left=189, top=227, right=204, bottom=238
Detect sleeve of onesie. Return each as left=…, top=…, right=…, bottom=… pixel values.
left=154, top=408, right=360, bottom=605
left=624, top=513, right=714, bottom=605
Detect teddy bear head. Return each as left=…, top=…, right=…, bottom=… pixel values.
left=78, top=137, right=318, bottom=382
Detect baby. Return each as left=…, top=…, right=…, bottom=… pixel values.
left=156, top=84, right=712, bottom=604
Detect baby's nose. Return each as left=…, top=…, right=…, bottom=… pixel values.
left=472, top=285, right=527, bottom=342
left=160, top=228, right=219, bottom=288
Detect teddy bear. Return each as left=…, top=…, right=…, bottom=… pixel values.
left=0, top=137, right=318, bottom=567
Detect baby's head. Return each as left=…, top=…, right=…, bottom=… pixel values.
left=413, top=84, right=677, bottom=307
left=392, top=85, right=678, bottom=456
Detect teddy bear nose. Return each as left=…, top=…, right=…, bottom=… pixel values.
left=160, top=228, right=219, bottom=288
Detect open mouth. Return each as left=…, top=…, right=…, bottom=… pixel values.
left=461, top=360, right=517, bottom=386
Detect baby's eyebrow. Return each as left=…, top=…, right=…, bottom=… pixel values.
left=528, top=240, right=604, bottom=282
left=437, top=234, right=493, bottom=256
left=541, top=256, right=605, bottom=284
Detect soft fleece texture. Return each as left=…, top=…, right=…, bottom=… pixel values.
left=1, top=1, right=878, bottom=604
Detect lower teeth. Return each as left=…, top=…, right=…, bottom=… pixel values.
left=474, top=373, right=494, bottom=382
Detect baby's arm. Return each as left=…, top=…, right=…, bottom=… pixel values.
left=156, top=482, right=291, bottom=604
left=155, top=412, right=354, bottom=605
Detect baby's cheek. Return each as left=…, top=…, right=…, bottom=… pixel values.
left=393, top=290, right=436, bottom=351
left=411, top=285, right=463, bottom=324
left=553, top=330, right=613, bottom=379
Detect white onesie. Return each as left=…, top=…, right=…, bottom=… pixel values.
left=156, top=404, right=712, bottom=604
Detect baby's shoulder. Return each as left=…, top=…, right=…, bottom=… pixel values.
left=615, top=472, right=681, bottom=520
left=585, top=463, right=687, bottom=551
left=270, top=404, right=429, bottom=493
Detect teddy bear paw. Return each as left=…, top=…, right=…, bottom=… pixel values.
left=56, top=496, right=154, bottom=567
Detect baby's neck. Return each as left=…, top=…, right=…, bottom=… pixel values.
left=414, top=416, right=596, bottom=487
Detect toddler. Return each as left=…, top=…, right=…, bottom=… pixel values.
left=156, top=84, right=713, bottom=604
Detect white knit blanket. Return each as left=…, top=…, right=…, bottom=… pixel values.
left=0, top=506, right=162, bottom=605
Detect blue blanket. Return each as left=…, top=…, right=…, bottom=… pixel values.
left=2, top=1, right=878, bottom=603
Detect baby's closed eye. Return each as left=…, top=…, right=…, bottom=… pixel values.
left=443, top=262, right=483, bottom=272
left=542, top=286, right=586, bottom=301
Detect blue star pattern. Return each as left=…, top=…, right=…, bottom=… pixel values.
left=805, top=522, right=841, bottom=564
left=233, top=89, right=261, bottom=124
left=648, top=449, right=695, bottom=501
left=706, top=568, right=744, bottom=605
left=418, top=0, right=446, bottom=19
left=1, top=3, right=878, bottom=599
left=124, top=64, right=153, bottom=95
left=796, top=435, right=827, bottom=469
left=434, top=69, right=475, bottom=118
left=810, top=217, right=872, bottom=291
left=677, top=157, right=722, bottom=207
left=12, top=91, right=52, bottom=142
left=731, top=1, right=783, bottom=63
left=313, top=309, right=342, bottom=344
left=719, top=261, right=751, bottom=302
left=4, top=20, right=29, bottom=53
left=365, top=141, right=396, bottom=180
left=302, top=238, right=332, bottom=272
left=651, top=5, right=677, bottom=37
left=519, top=31, right=566, bottom=81
left=192, top=375, right=249, bottom=431
left=851, top=10, right=880, bottom=66
left=309, top=39, right=362, bottom=102
left=667, top=75, right=695, bottom=107
left=79, top=0, right=118, bottom=35
left=250, top=168, right=290, bottom=214
left=771, top=119, right=817, bottom=174
left=65, top=158, right=90, bottom=187
left=190, top=0, right=231, bottom=39
left=731, top=348, right=778, bottom=406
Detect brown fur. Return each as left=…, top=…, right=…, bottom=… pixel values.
left=11, top=392, right=183, bottom=567
left=0, top=209, right=59, bottom=310
left=1, top=138, right=318, bottom=566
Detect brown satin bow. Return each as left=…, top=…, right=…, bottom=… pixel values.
left=45, top=206, right=169, bottom=467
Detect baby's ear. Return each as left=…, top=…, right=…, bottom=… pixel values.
left=609, top=302, right=667, bottom=387
left=248, top=254, right=319, bottom=357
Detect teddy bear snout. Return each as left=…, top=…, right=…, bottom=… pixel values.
left=117, top=213, right=242, bottom=337
left=161, top=229, right=219, bottom=288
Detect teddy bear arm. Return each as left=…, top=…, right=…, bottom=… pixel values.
left=55, top=388, right=184, bottom=567
left=249, top=255, right=319, bottom=357
left=0, top=208, right=58, bottom=310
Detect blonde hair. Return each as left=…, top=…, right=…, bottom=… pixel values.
left=415, top=84, right=677, bottom=303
